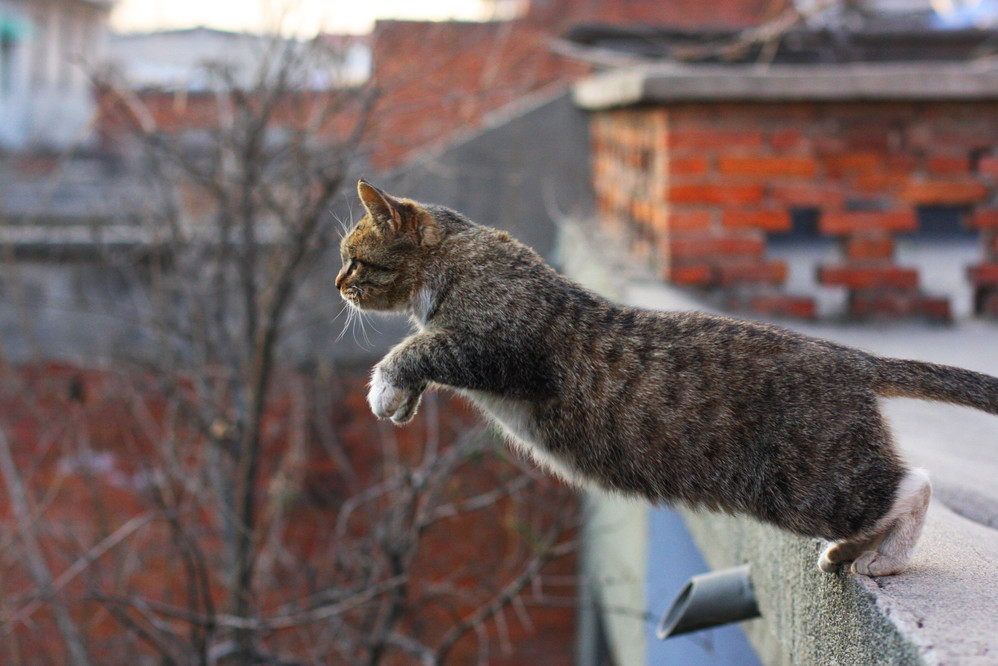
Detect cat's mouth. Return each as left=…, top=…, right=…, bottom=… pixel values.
left=341, top=285, right=395, bottom=312
left=341, top=285, right=365, bottom=309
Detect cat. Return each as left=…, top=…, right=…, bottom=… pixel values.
left=336, top=180, right=998, bottom=577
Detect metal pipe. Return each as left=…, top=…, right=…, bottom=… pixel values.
left=657, top=564, right=761, bottom=639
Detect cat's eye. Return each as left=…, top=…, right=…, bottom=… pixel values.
left=355, top=258, right=390, bottom=272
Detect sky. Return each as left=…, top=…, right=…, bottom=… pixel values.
left=110, top=0, right=494, bottom=35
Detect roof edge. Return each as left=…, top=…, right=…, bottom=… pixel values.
left=573, top=62, right=998, bottom=109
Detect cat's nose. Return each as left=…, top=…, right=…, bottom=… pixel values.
left=334, top=269, right=347, bottom=290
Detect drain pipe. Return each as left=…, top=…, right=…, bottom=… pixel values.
left=657, top=564, right=761, bottom=639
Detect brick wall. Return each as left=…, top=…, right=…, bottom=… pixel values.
left=368, top=0, right=784, bottom=170
left=526, top=0, right=786, bottom=28
left=592, top=102, right=998, bottom=320
left=368, top=19, right=588, bottom=169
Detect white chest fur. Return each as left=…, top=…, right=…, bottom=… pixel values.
left=460, top=389, right=583, bottom=486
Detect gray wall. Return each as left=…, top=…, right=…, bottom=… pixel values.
left=382, top=89, right=594, bottom=263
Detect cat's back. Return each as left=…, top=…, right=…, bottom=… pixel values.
left=429, top=220, right=576, bottom=319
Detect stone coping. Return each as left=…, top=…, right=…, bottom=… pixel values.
left=573, top=62, right=998, bottom=110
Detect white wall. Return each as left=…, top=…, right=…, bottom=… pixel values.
left=105, top=28, right=371, bottom=92
left=0, top=0, right=109, bottom=150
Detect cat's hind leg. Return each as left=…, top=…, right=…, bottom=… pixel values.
left=850, top=468, right=931, bottom=576
left=818, top=534, right=882, bottom=573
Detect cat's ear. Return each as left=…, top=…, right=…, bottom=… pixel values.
left=357, top=179, right=440, bottom=246
left=357, top=180, right=404, bottom=234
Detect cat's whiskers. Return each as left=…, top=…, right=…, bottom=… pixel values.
left=333, top=209, right=356, bottom=241
left=333, top=301, right=355, bottom=343
left=336, top=286, right=380, bottom=349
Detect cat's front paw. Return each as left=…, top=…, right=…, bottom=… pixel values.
left=368, top=366, right=421, bottom=425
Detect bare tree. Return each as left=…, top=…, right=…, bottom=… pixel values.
left=0, top=24, right=579, bottom=666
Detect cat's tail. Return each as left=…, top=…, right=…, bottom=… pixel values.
left=872, top=356, right=998, bottom=416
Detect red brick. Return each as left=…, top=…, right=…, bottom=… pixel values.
left=669, top=183, right=764, bottom=205
left=921, top=297, right=953, bottom=322
left=717, top=260, right=787, bottom=286
left=668, top=233, right=764, bottom=260
left=669, top=209, right=714, bottom=232
left=842, top=127, right=895, bottom=151
left=769, top=129, right=801, bottom=150
left=668, top=263, right=714, bottom=286
left=932, top=129, right=995, bottom=150
left=718, top=156, right=817, bottom=178
left=669, top=156, right=710, bottom=177
left=824, top=152, right=883, bottom=176
left=770, top=183, right=845, bottom=208
left=721, top=209, right=792, bottom=233
left=811, top=135, right=847, bottom=154
left=967, top=263, right=998, bottom=286
left=850, top=292, right=951, bottom=322
left=900, top=180, right=989, bottom=205
left=750, top=294, right=816, bottom=320
left=818, top=265, right=919, bottom=290
left=970, top=209, right=998, bottom=230
left=819, top=210, right=917, bottom=236
left=844, top=234, right=895, bottom=261
left=670, top=130, right=764, bottom=151
left=927, top=155, right=970, bottom=175
left=885, top=153, right=919, bottom=171
left=978, top=155, right=998, bottom=179
left=853, top=171, right=909, bottom=194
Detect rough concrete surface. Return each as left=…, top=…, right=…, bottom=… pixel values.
left=626, top=281, right=998, bottom=665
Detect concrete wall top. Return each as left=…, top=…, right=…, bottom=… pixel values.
left=573, top=62, right=998, bottom=110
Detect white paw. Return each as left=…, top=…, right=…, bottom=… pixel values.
left=368, top=367, right=420, bottom=425
left=817, top=547, right=839, bottom=573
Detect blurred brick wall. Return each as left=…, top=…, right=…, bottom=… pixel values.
left=0, top=362, right=578, bottom=663
left=368, top=0, right=785, bottom=170
left=368, top=19, right=588, bottom=169
left=526, top=0, right=787, bottom=27
left=591, top=102, right=998, bottom=320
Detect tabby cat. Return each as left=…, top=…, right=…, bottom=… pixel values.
left=336, top=180, right=998, bottom=577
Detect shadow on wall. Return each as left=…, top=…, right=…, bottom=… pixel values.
left=381, top=90, right=594, bottom=264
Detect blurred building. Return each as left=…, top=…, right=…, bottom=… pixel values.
left=0, top=0, right=113, bottom=150
left=367, top=0, right=784, bottom=170
left=105, top=27, right=371, bottom=91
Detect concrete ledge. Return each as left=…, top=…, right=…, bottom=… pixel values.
left=680, top=503, right=998, bottom=665
left=572, top=62, right=998, bottom=109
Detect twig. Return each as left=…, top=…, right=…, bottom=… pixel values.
left=2, top=513, right=154, bottom=632
left=0, top=428, right=94, bottom=665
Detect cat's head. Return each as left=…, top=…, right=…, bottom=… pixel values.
left=335, top=180, right=441, bottom=312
